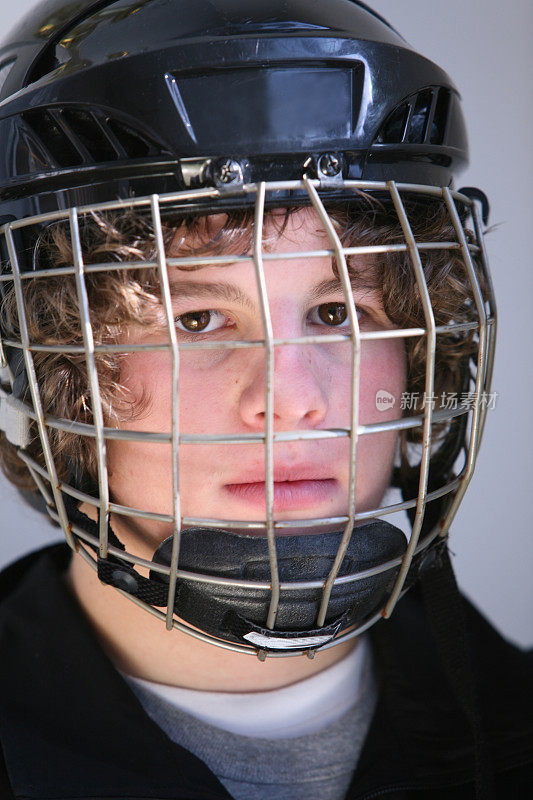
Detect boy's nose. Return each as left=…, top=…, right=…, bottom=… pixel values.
left=237, top=341, right=329, bottom=431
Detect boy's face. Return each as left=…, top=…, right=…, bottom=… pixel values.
left=106, top=208, right=406, bottom=554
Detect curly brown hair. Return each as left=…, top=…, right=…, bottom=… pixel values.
left=0, top=196, right=485, bottom=501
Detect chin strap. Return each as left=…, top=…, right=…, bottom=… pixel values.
left=420, top=547, right=495, bottom=800
left=226, top=610, right=348, bottom=651
left=66, top=496, right=347, bottom=650
left=63, top=495, right=409, bottom=652
left=64, top=497, right=172, bottom=606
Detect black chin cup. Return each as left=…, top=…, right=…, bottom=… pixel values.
left=150, top=520, right=408, bottom=650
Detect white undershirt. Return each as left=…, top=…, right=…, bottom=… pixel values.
left=125, top=635, right=371, bottom=739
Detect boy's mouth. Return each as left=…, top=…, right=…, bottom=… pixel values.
left=224, top=466, right=339, bottom=511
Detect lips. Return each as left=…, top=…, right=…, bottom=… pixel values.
left=223, top=465, right=340, bottom=511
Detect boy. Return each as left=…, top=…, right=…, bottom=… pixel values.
left=0, top=1, right=531, bottom=798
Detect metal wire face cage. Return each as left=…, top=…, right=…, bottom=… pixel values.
left=0, top=177, right=496, bottom=658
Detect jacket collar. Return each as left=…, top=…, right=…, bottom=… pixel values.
left=0, top=544, right=530, bottom=799
left=0, top=545, right=232, bottom=799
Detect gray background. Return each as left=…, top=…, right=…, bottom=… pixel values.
left=0, top=0, right=531, bottom=647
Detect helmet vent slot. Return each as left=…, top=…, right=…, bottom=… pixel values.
left=375, top=102, right=409, bottom=144
left=19, top=107, right=163, bottom=172
left=21, top=109, right=81, bottom=168
left=106, top=118, right=152, bottom=159
left=429, top=89, right=451, bottom=145
left=59, top=108, right=118, bottom=162
left=375, top=87, right=451, bottom=146
left=406, top=89, right=433, bottom=143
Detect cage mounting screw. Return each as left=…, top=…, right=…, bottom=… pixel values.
left=215, top=158, right=243, bottom=186
left=318, top=152, right=342, bottom=178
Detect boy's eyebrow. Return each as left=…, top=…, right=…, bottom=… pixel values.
left=309, top=275, right=375, bottom=301
left=168, top=273, right=374, bottom=307
left=168, top=280, right=256, bottom=310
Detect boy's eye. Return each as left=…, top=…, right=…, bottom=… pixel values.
left=311, top=302, right=351, bottom=327
left=318, top=302, right=347, bottom=326
left=176, top=310, right=225, bottom=333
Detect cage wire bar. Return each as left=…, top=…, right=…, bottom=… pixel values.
left=251, top=183, right=281, bottom=634
left=383, top=181, right=436, bottom=617
left=149, top=194, right=183, bottom=630
left=0, top=240, right=483, bottom=285
left=0, top=386, right=481, bottom=446
left=444, top=189, right=489, bottom=427
left=437, top=187, right=489, bottom=537
left=303, top=177, right=362, bottom=630
left=15, top=443, right=463, bottom=534
left=0, top=180, right=478, bottom=234
left=470, top=202, right=497, bottom=451
left=70, top=208, right=111, bottom=559
left=0, top=333, right=10, bottom=380
left=4, top=225, right=76, bottom=549
left=0, top=317, right=485, bottom=354
left=46, top=499, right=441, bottom=592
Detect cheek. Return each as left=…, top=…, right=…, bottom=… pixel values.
left=359, top=339, right=406, bottom=424
left=112, top=346, right=244, bottom=467
left=354, top=340, right=406, bottom=508
left=116, top=351, right=233, bottom=434
left=178, top=356, right=236, bottom=435
left=115, top=351, right=172, bottom=431
left=315, top=337, right=406, bottom=427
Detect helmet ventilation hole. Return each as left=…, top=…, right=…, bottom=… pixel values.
left=20, top=107, right=163, bottom=170
left=376, top=87, right=451, bottom=145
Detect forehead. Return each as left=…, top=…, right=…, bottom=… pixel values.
left=262, top=207, right=335, bottom=252
left=166, top=206, right=348, bottom=301
left=165, top=204, right=380, bottom=304
left=168, top=206, right=335, bottom=259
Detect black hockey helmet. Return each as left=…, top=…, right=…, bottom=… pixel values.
left=0, top=0, right=468, bottom=225
left=0, top=0, right=496, bottom=659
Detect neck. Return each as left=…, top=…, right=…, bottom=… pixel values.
left=66, top=553, right=357, bottom=692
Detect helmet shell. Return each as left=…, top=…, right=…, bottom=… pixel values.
left=0, top=0, right=468, bottom=223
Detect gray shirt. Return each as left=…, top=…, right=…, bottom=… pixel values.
left=128, top=654, right=377, bottom=800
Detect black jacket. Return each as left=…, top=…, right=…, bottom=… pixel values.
left=0, top=544, right=531, bottom=800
